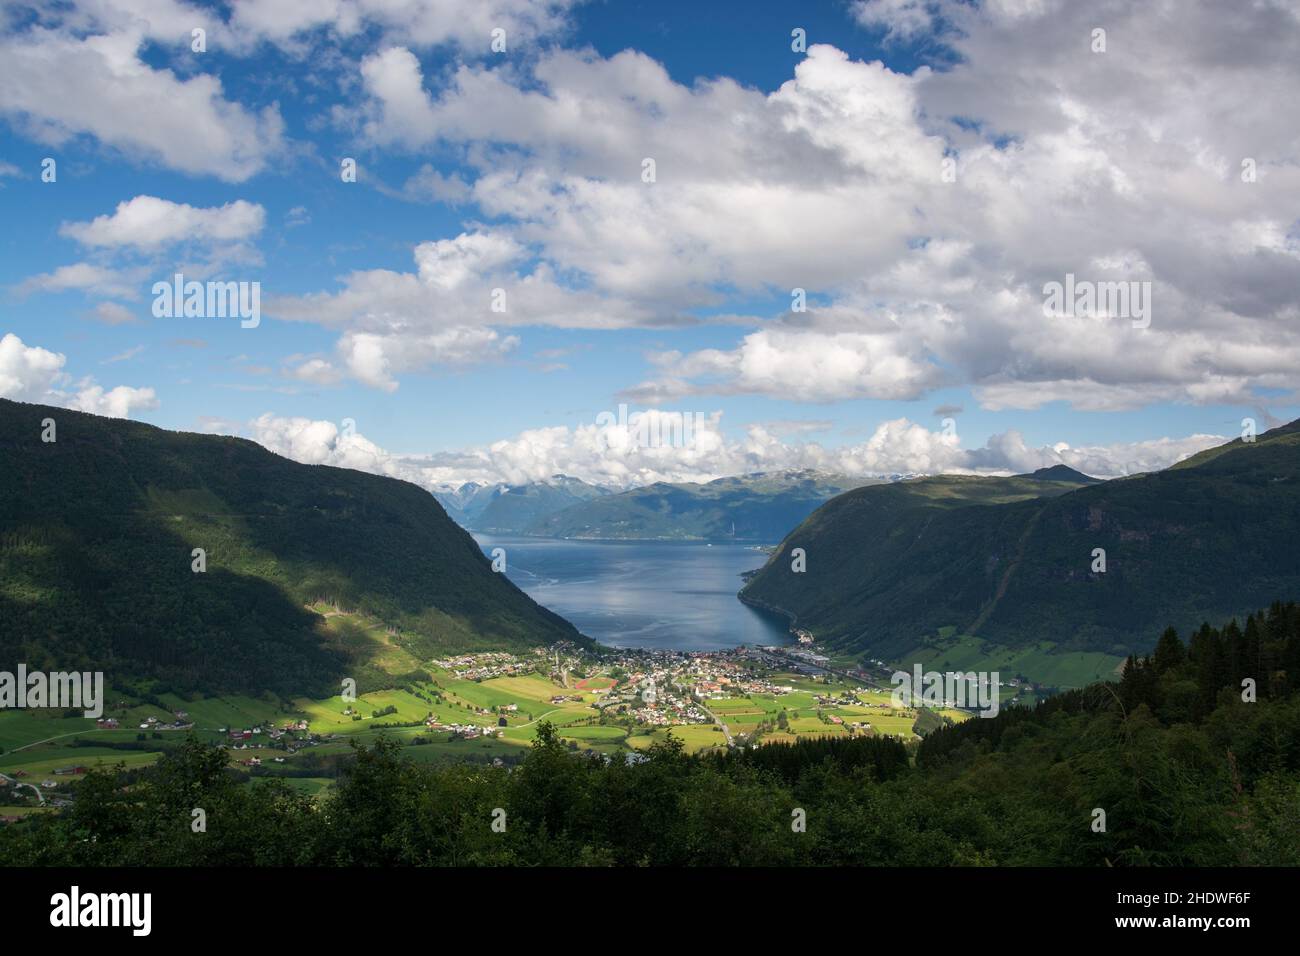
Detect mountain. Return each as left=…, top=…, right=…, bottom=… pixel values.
left=471, top=475, right=611, bottom=533
left=740, top=423, right=1300, bottom=668
left=532, top=471, right=886, bottom=541
left=1024, top=464, right=1102, bottom=484
left=431, top=481, right=504, bottom=526
left=0, top=399, right=589, bottom=697
left=433, top=475, right=612, bottom=533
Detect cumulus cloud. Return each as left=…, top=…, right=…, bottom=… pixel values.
left=0, top=333, right=64, bottom=400
left=399, top=164, right=473, bottom=204
left=67, top=383, right=159, bottom=417
left=229, top=0, right=580, bottom=53
left=0, top=332, right=157, bottom=417
left=286, top=357, right=343, bottom=387
left=233, top=407, right=1227, bottom=495
left=264, top=227, right=656, bottom=385
left=336, top=326, right=519, bottom=391
left=850, top=0, right=938, bottom=41
left=0, top=26, right=284, bottom=181
left=61, top=196, right=265, bottom=250
left=18, top=195, right=267, bottom=309
left=246, top=413, right=428, bottom=482
left=298, top=4, right=1300, bottom=405
left=625, top=327, right=944, bottom=404
left=8, top=0, right=1298, bottom=413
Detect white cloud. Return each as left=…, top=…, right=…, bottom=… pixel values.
left=0, top=332, right=157, bottom=417
left=61, top=196, right=266, bottom=250
left=0, top=333, right=64, bottom=400
left=400, top=163, right=473, bottom=203
left=247, top=413, right=417, bottom=480
left=230, top=0, right=580, bottom=53
left=850, top=0, right=937, bottom=40
left=9, top=0, right=1298, bottom=411
left=337, top=326, right=519, bottom=391
left=416, top=232, right=523, bottom=292
left=17, top=263, right=141, bottom=300
left=235, top=407, right=1228, bottom=495
left=0, top=27, right=284, bottom=182
left=316, top=5, right=1300, bottom=405
left=68, top=383, right=159, bottom=417
left=19, top=196, right=267, bottom=309
left=626, top=327, right=943, bottom=404
left=287, top=357, right=343, bottom=386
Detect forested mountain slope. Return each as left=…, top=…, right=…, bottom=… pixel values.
left=0, top=399, right=588, bottom=696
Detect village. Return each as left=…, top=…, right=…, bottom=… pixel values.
left=0, top=637, right=1015, bottom=820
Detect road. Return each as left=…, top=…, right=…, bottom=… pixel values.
left=9, top=728, right=112, bottom=753
left=0, top=771, right=45, bottom=806
left=697, top=702, right=734, bottom=746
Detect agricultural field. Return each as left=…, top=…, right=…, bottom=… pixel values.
left=695, top=672, right=942, bottom=744
left=0, top=649, right=981, bottom=811
left=898, top=634, right=1125, bottom=691
left=627, top=724, right=729, bottom=754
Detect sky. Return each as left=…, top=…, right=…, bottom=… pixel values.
left=1, top=0, right=1298, bottom=491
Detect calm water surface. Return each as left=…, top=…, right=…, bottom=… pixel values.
left=475, top=535, right=792, bottom=651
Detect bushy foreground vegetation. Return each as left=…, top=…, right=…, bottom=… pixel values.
left=3, top=605, right=1298, bottom=867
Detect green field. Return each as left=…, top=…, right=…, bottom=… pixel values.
left=898, top=634, right=1125, bottom=690
left=627, top=725, right=728, bottom=754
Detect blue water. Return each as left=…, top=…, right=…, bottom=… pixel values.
left=475, top=535, right=793, bottom=651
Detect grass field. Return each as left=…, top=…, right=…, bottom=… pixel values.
left=627, top=725, right=729, bottom=754
left=899, top=634, right=1125, bottom=690
left=279, top=777, right=334, bottom=797
left=557, top=725, right=628, bottom=741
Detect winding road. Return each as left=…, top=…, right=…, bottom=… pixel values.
left=0, top=771, right=45, bottom=806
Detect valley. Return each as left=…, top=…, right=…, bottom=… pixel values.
left=0, top=625, right=989, bottom=816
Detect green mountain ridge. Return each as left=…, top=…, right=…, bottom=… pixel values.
left=740, top=423, right=1300, bottom=669
left=0, top=399, right=590, bottom=697
left=1024, top=464, right=1101, bottom=484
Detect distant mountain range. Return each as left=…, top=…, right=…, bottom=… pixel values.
left=741, top=423, right=1300, bottom=666
left=433, top=475, right=613, bottom=533
left=438, top=471, right=887, bottom=541
left=534, top=471, right=889, bottom=541
left=0, top=399, right=589, bottom=697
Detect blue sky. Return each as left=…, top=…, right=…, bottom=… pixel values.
left=2, top=0, right=1297, bottom=488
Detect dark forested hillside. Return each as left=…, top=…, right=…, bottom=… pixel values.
left=741, top=422, right=1300, bottom=661
left=4, top=606, right=1297, bottom=867
left=0, top=399, right=588, bottom=697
